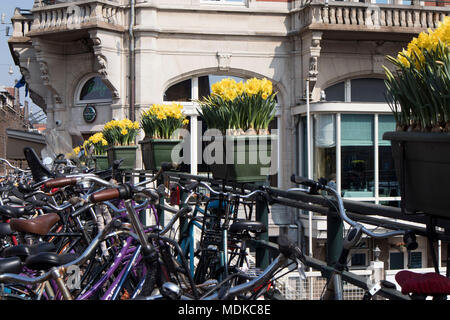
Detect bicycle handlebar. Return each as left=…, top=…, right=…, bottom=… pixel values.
left=290, top=174, right=406, bottom=239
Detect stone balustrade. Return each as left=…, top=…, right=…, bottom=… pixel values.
left=11, top=8, right=33, bottom=38
left=295, top=1, right=448, bottom=32
left=29, top=1, right=124, bottom=33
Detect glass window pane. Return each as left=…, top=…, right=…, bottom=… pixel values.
left=324, top=82, right=345, bottom=102
left=341, top=114, right=374, bottom=198
left=390, top=252, right=404, bottom=270
left=80, top=77, right=112, bottom=101
left=350, top=78, right=387, bottom=102
left=378, top=115, right=399, bottom=198
left=164, top=79, right=191, bottom=101
left=409, top=252, right=422, bottom=269
left=341, top=114, right=374, bottom=146
left=313, top=114, right=336, bottom=185
left=351, top=253, right=367, bottom=266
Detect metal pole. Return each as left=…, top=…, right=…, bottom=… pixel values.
left=306, top=79, right=313, bottom=261
left=256, top=194, right=270, bottom=269
left=129, top=0, right=136, bottom=122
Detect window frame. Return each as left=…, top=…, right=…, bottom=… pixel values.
left=74, top=75, right=113, bottom=106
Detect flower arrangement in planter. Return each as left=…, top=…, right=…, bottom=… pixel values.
left=139, top=103, right=189, bottom=170
left=196, top=77, right=277, bottom=182
left=102, top=119, right=140, bottom=170
left=382, top=17, right=450, bottom=218
left=87, top=132, right=109, bottom=170
left=384, top=16, right=450, bottom=132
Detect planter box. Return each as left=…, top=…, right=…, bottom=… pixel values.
left=383, top=131, right=450, bottom=219
left=208, top=135, right=275, bottom=183
left=106, top=145, right=137, bottom=170
left=92, top=155, right=109, bottom=171
left=139, top=138, right=182, bottom=170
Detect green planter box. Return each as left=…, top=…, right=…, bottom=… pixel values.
left=383, top=131, right=450, bottom=219
left=106, top=145, right=137, bottom=170
left=208, top=135, right=275, bottom=183
left=93, top=155, right=109, bottom=170
left=139, top=138, right=182, bottom=170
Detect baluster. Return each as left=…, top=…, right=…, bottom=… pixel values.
left=400, top=10, right=406, bottom=27
left=420, top=11, right=426, bottom=28
left=386, top=9, right=393, bottom=26
left=329, top=7, right=336, bottom=24
left=357, top=8, right=364, bottom=25
left=427, top=12, right=432, bottom=28
left=380, top=8, right=386, bottom=27
left=322, top=6, right=329, bottom=24
left=406, top=10, right=413, bottom=27
left=336, top=7, right=343, bottom=24
left=413, top=10, right=420, bottom=28
left=350, top=7, right=357, bottom=25
left=393, top=9, right=400, bottom=26
left=343, top=7, right=350, bottom=24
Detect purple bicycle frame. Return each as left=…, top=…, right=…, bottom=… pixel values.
left=76, top=202, right=158, bottom=300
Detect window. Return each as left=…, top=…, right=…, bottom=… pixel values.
left=350, top=79, right=387, bottom=103
left=390, top=252, right=404, bottom=270
left=408, top=251, right=422, bottom=269
left=350, top=252, right=367, bottom=267
left=324, top=82, right=345, bottom=102
left=164, top=79, right=192, bottom=102
left=341, top=114, right=374, bottom=198
left=378, top=115, right=399, bottom=198
left=323, top=78, right=387, bottom=103
left=79, top=76, right=112, bottom=103
left=313, top=114, right=336, bottom=183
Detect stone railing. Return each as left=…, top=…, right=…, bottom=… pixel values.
left=11, top=8, right=34, bottom=38
left=29, top=0, right=124, bottom=33
left=294, top=1, right=448, bottom=32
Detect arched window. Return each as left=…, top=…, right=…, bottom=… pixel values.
left=163, top=74, right=247, bottom=102
left=324, top=78, right=387, bottom=103
left=77, top=76, right=112, bottom=104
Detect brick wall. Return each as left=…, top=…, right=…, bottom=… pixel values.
left=0, top=89, right=27, bottom=165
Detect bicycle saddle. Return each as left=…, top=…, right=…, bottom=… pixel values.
left=9, top=213, right=60, bottom=236
left=0, top=205, right=27, bottom=219
left=0, top=257, right=23, bottom=274
left=395, top=270, right=450, bottom=295
left=23, top=147, right=55, bottom=183
left=25, top=252, right=78, bottom=271
left=229, top=220, right=267, bottom=234
left=2, top=242, right=57, bottom=261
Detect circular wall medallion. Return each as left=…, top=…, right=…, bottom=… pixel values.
left=83, top=105, right=97, bottom=123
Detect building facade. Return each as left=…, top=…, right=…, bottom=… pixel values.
left=8, top=0, right=450, bottom=272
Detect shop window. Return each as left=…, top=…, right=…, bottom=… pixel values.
left=313, top=114, right=336, bottom=183
left=378, top=115, right=399, bottom=198
left=79, top=76, right=112, bottom=102
left=341, top=114, right=374, bottom=198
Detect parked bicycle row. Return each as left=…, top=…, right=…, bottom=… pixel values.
left=0, top=148, right=448, bottom=300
